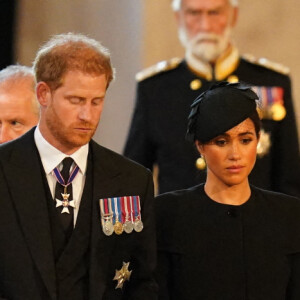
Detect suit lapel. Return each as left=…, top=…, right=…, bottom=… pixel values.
left=3, top=129, right=57, bottom=300
left=89, top=141, right=124, bottom=299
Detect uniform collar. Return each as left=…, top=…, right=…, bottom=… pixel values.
left=34, top=125, right=89, bottom=175
left=186, top=45, right=240, bottom=81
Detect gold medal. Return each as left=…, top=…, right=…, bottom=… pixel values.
left=114, top=221, right=124, bottom=235
left=271, top=103, right=286, bottom=121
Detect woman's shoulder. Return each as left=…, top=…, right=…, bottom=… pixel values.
left=156, top=184, right=204, bottom=210
left=251, top=185, right=300, bottom=213
left=252, top=185, right=300, bottom=202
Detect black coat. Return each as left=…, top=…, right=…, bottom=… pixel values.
left=124, top=58, right=300, bottom=196
left=156, top=184, right=300, bottom=300
left=0, top=128, right=158, bottom=300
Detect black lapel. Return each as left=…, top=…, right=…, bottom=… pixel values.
left=2, top=129, right=57, bottom=300
left=88, top=141, right=125, bottom=299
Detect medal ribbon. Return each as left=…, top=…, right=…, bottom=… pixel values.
left=116, top=197, right=122, bottom=223
left=123, top=197, right=131, bottom=222
left=111, top=198, right=118, bottom=223
left=120, top=197, right=125, bottom=223
left=53, top=162, right=80, bottom=188
left=133, top=196, right=141, bottom=220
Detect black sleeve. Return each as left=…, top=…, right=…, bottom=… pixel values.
left=271, top=76, right=300, bottom=197
left=126, top=171, right=158, bottom=299
left=124, top=82, right=156, bottom=171
left=286, top=253, right=300, bottom=299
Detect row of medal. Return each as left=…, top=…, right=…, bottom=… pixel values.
left=251, top=86, right=286, bottom=121
left=99, top=196, right=144, bottom=236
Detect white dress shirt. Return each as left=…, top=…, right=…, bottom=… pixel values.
left=34, top=126, right=89, bottom=226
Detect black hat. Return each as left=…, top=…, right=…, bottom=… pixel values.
left=186, top=81, right=259, bottom=143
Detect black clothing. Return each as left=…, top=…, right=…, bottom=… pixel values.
left=125, top=58, right=300, bottom=196
left=0, top=128, right=157, bottom=300
left=156, top=184, right=300, bottom=299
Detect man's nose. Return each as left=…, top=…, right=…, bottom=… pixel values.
left=78, top=104, right=93, bottom=121
left=198, top=14, right=213, bottom=32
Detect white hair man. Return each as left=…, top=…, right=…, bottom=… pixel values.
left=0, top=65, right=39, bottom=143
left=124, top=0, right=300, bottom=197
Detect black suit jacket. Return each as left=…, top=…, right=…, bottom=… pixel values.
left=124, top=58, right=300, bottom=196
left=0, top=129, right=157, bottom=300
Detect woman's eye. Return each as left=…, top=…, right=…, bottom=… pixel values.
left=241, top=138, right=252, bottom=145
left=215, top=140, right=227, bottom=146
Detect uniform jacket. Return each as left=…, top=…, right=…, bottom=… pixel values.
left=156, top=184, right=300, bottom=299
left=0, top=128, right=158, bottom=300
left=124, top=51, right=300, bottom=196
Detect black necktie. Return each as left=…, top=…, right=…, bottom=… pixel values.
left=54, top=157, right=74, bottom=237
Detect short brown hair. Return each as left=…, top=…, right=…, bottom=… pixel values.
left=33, top=33, right=115, bottom=91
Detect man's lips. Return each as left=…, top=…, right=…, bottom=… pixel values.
left=74, top=127, right=94, bottom=132
left=200, top=38, right=217, bottom=43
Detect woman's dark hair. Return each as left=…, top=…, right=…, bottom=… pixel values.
left=249, top=110, right=261, bottom=138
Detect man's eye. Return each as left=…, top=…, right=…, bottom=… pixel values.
left=186, top=10, right=200, bottom=16
left=209, top=10, right=221, bottom=16
left=92, top=98, right=104, bottom=106
left=69, top=97, right=81, bottom=104
left=11, top=121, right=22, bottom=126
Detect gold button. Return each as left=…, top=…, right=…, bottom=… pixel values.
left=190, top=79, right=202, bottom=90
left=227, top=75, right=239, bottom=83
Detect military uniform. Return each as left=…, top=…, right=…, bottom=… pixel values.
left=124, top=47, right=300, bottom=196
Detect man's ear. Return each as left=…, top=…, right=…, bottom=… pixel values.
left=231, top=6, right=239, bottom=28
left=174, top=11, right=181, bottom=26
left=36, top=82, right=51, bottom=107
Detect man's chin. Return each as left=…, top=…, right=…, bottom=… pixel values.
left=192, top=48, right=220, bottom=63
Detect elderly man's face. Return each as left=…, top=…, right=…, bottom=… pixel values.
left=0, top=80, right=39, bottom=144
left=176, top=0, right=238, bottom=62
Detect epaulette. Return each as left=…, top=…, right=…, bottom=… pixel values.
left=136, top=57, right=182, bottom=82
left=242, top=53, right=290, bottom=75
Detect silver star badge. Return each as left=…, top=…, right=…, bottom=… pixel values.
left=56, top=192, right=76, bottom=214
left=113, top=262, right=132, bottom=289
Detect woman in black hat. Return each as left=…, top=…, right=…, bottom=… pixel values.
left=156, top=82, right=300, bottom=300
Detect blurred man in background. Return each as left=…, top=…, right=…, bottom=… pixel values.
left=124, top=0, right=300, bottom=197
left=0, top=65, right=39, bottom=143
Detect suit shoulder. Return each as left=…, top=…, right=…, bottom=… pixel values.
left=242, top=53, right=290, bottom=76
left=136, top=57, right=182, bottom=82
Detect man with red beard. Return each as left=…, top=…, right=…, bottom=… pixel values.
left=124, top=0, right=300, bottom=196
left=0, top=33, right=157, bottom=300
